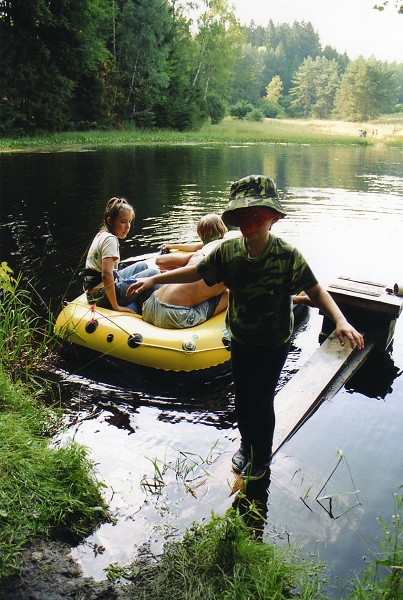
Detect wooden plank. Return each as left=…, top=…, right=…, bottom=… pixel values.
left=272, top=331, right=374, bottom=456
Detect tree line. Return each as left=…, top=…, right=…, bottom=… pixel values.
left=1, top=0, right=402, bottom=136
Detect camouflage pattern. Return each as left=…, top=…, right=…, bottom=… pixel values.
left=222, top=175, right=287, bottom=226
left=196, top=234, right=317, bottom=346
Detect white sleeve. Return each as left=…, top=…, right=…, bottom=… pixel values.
left=101, top=233, right=119, bottom=260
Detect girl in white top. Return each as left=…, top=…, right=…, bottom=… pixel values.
left=83, top=196, right=158, bottom=313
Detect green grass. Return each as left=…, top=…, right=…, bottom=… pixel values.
left=106, top=508, right=326, bottom=599
left=0, top=367, right=109, bottom=577
left=0, top=263, right=59, bottom=383
left=344, top=492, right=403, bottom=599
left=1, top=115, right=403, bottom=152
left=0, top=265, right=109, bottom=577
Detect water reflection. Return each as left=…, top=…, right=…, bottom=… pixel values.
left=2, top=144, right=403, bottom=303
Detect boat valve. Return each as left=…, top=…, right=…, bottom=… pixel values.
left=222, top=336, right=231, bottom=351
left=182, top=339, right=196, bottom=352
left=85, top=319, right=98, bottom=334
left=128, top=333, right=143, bottom=348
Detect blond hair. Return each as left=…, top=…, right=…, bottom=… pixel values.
left=197, top=213, right=227, bottom=242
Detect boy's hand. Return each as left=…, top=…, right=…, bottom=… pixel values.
left=126, top=278, right=152, bottom=297
left=336, top=319, right=364, bottom=350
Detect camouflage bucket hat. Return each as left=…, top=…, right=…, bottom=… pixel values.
left=222, top=175, right=287, bottom=226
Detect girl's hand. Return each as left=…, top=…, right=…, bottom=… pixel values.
left=161, top=243, right=173, bottom=251
left=116, top=305, right=134, bottom=313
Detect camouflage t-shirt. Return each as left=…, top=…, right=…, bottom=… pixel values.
left=196, top=234, right=318, bottom=346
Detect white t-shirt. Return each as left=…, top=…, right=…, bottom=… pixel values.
left=86, top=231, right=120, bottom=272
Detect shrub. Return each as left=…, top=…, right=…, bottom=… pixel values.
left=230, top=100, right=254, bottom=119
left=245, top=108, right=265, bottom=122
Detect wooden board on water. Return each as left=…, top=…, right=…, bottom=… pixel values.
left=328, top=276, right=402, bottom=317
left=272, top=331, right=374, bottom=455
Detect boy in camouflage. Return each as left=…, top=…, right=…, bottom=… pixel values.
left=127, top=175, right=364, bottom=480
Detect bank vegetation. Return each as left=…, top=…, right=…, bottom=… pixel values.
left=1, top=115, right=402, bottom=154
left=0, top=264, right=109, bottom=577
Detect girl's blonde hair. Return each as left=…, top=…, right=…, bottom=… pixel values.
left=197, top=213, right=227, bottom=243
left=102, top=196, right=135, bottom=232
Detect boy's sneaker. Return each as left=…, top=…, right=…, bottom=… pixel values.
left=231, top=446, right=248, bottom=473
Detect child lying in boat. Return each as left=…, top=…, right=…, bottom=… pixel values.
left=156, top=213, right=228, bottom=272
left=140, top=214, right=229, bottom=328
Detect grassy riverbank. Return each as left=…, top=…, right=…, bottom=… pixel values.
left=0, top=266, right=109, bottom=578
left=1, top=115, right=402, bottom=152
left=0, top=368, right=109, bottom=577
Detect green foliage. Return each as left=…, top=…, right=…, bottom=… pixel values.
left=0, top=0, right=111, bottom=134
left=345, top=493, right=403, bottom=599
left=153, top=4, right=207, bottom=130
left=289, top=56, right=340, bottom=118
left=333, top=57, right=398, bottom=121
left=230, top=44, right=266, bottom=105
left=0, top=368, right=109, bottom=577
left=249, top=20, right=322, bottom=94
left=259, top=98, right=285, bottom=118
left=246, top=108, right=265, bottom=122
left=266, top=75, right=283, bottom=104
left=193, top=0, right=244, bottom=104
left=207, top=93, right=227, bottom=124
left=374, top=1, right=403, bottom=14
left=1, top=3, right=402, bottom=134
left=0, top=264, right=58, bottom=382
left=111, top=0, right=171, bottom=127
left=230, top=100, right=254, bottom=119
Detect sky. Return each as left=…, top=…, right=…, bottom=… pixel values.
left=231, top=0, right=403, bottom=63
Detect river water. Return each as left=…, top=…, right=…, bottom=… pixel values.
left=1, top=142, right=402, bottom=594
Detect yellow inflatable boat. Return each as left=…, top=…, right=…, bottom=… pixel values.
left=55, top=239, right=308, bottom=375
left=55, top=292, right=231, bottom=373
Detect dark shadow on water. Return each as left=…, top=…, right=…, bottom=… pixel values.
left=50, top=343, right=237, bottom=431
left=345, top=348, right=401, bottom=399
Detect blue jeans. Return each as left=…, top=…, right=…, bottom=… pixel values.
left=95, top=261, right=159, bottom=313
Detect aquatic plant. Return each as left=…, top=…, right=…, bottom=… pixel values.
left=0, top=262, right=58, bottom=382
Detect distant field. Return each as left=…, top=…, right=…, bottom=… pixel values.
left=1, top=114, right=402, bottom=152
left=202, top=114, right=403, bottom=145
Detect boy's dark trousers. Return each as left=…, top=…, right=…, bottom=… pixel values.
left=231, top=338, right=290, bottom=466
